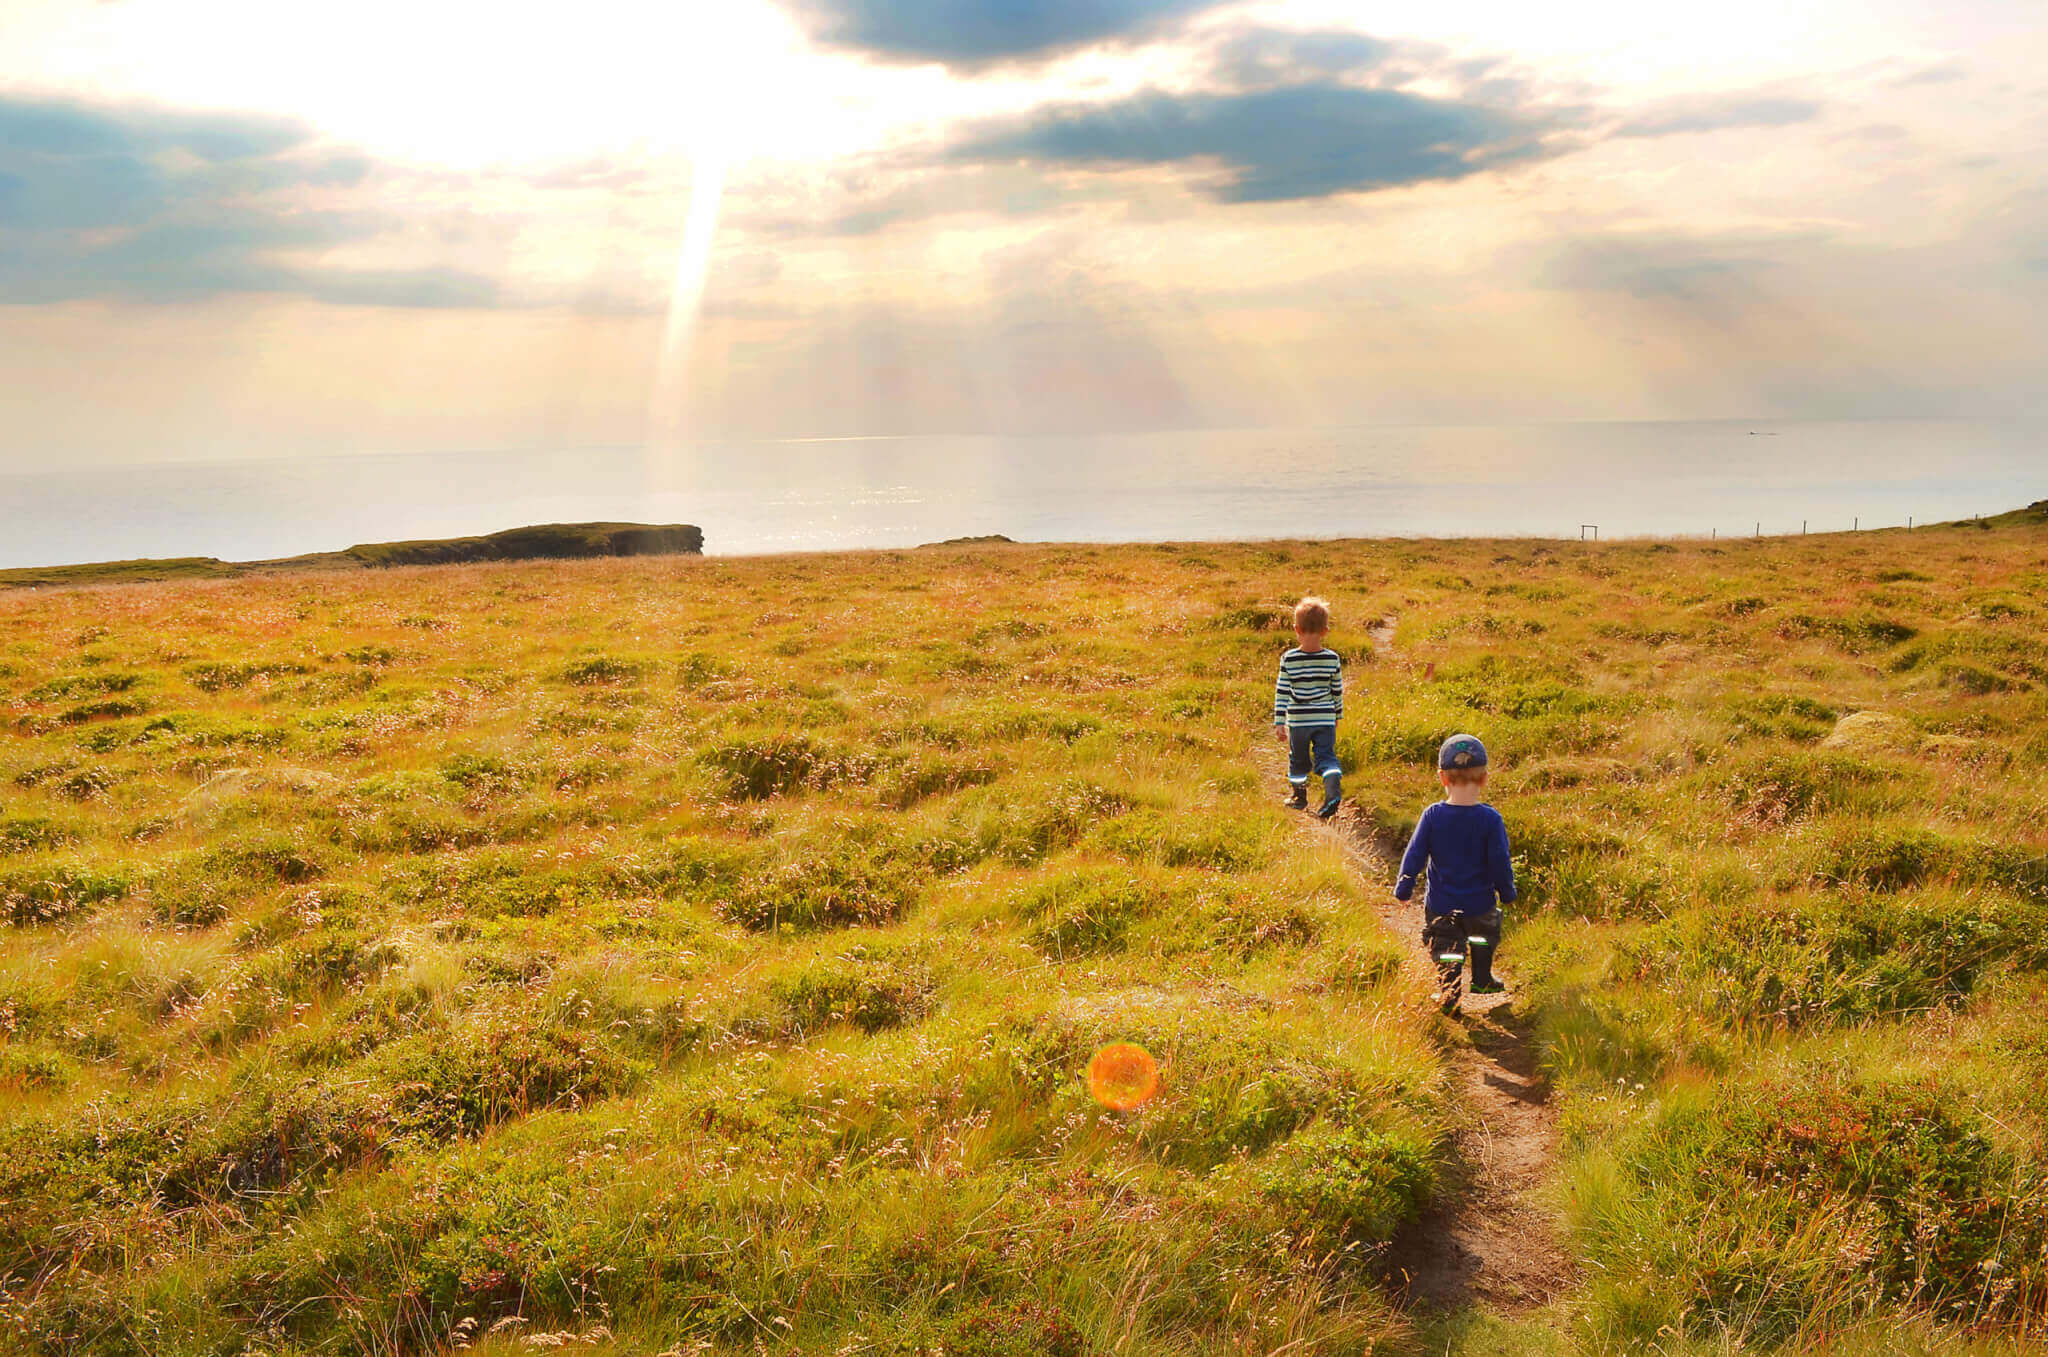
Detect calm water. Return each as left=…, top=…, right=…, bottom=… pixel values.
left=1, top=420, right=2042, bottom=569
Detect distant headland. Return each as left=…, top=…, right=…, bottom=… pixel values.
left=0, top=522, right=703, bottom=590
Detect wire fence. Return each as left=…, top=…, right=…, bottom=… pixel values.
left=1565, top=510, right=2023, bottom=542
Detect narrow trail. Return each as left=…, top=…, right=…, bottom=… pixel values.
left=1276, top=616, right=1575, bottom=1316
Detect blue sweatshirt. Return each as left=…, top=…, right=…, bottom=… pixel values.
left=1394, top=802, right=1516, bottom=916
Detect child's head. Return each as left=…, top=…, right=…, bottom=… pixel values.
left=1293, top=596, right=1330, bottom=646
left=1437, top=733, right=1490, bottom=792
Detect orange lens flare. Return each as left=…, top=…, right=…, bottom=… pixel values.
left=1087, top=1042, right=1160, bottom=1111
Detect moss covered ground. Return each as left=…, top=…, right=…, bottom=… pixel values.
left=0, top=517, right=2043, bottom=1355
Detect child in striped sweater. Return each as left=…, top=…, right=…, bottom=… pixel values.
left=1272, top=596, right=1345, bottom=819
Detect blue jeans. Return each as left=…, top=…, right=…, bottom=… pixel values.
left=1288, top=725, right=1341, bottom=804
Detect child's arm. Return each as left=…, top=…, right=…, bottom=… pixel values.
left=1271, top=655, right=1292, bottom=731
left=1489, top=814, right=1517, bottom=906
left=1393, top=807, right=1432, bottom=902
left=1334, top=652, right=1345, bottom=723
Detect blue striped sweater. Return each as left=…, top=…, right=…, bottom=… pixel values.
left=1272, top=646, right=1344, bottom=728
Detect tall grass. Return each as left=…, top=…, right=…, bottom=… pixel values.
left=1, top=520, right=2045, bottom=1352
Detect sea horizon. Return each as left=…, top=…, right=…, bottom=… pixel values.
left=3, top=415, right=2042, bottom=570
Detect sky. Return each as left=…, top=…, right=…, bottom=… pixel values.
left=2, top=0, right=2045, bottom=466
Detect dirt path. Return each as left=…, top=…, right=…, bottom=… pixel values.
left=1337, top=829, right=1572, bottom=1313
left=1280, top=615, right=1574, bottom=1315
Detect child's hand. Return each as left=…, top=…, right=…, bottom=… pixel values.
left=1273, top=725, right=1288, bottom=744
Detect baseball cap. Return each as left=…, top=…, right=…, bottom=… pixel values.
left=1438, top=734, right=1488, bottom=770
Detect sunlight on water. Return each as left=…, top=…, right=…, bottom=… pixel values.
left=1, top=419, right=2041, bottom=568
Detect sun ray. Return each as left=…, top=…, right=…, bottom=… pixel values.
left=645, top=143, right=731, bottom=463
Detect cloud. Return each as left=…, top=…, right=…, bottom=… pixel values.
left=1536, top=228, right=1821, bottom=300
left=788, top=0, right=1216, bottom=66
left=756, top=24, right=1592, bottom=232
left=0, top=93, right=308, bottom=161
left=0, top=204, right=499, bottom=308
left=1613, top=92, right=1821, bottom=138
left=1886, top=60, right=1968, bottom=88
left=0, top=92, right=492, bottom=308
left=1207, top=28, right=1397, bottom=88
left=945, top=83, right=1562, bottom=203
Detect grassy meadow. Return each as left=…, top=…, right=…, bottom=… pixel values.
left=1, top=513, right=2045, bottom=1355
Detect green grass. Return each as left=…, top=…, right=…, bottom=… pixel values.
left=1, top=515, right=2045, bottom=1353
left=0, top=521, right=701, bottom=591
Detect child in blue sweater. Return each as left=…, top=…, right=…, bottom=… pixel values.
left=1394, top=733, right=1516, bottom=995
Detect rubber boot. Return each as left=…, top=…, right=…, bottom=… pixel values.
left=1469, top=940, right=1502, bottom=992
left=1316, top=770, right=1342, bottom=819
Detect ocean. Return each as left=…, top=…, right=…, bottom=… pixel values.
left=1, top=419, right=2041, bottom=569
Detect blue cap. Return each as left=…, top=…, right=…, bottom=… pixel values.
left=1438, top=734, right=1488, bottom=770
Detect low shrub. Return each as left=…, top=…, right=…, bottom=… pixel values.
left=1, top=862, right=130, bottom=925
left=769, top=948, right=934, bottom=1034
left=1326, top=939, right=1404, bottom=993
left=1618, top=893, right=2030, bottom=1029
left=896, top=704, right=1103, bottom=749
left=1259, top=1122, right=1434, bottom=1243
left=439, top=752, right=534, bottom=797
left=1814, top=826, right=1967, bottom=892
left=875, top=755, right=1002, bottom=810
left=0, top=816, right=72, bottom=856
left=25, top=672, right=142, bottom=701
left=198, top=835, right=325, bottom=886
left=58, top=696, right=148, bottom=724
left=1727, top=693, right=1839, bottom=742
left=1145, top=1065, right=1333, bottom=1167
left=184, top=660, right=314, bottom=692
left=720, top=851, right=920, bottom=931
left=1602, top=1067, right=2047, bottom=1335
left=944, top=1300, right=1086, bottom=1357
left=941, top=780, right=1129, bottom=866
left=703, top=733, right=879, bottom=801
left=1511, top=814, right=1664, bottom=920
left=560, top=654, right=646, bottom=685
left=1198, top=891, right=1320, bottom=956
left=677, top=650, right=737, bottom=687
left=1774, top=613, right=1916, bottom=653
left=1205, top=604, right=1288, bottom=631
left=1939, top=660, right=2018, bottom=695
left=0, top=1043, right=75, bottom=1093
left=1016, top=869, right=1168, bottom=957
left=1718, top=751, right=1882, bottom=825
left=1890, top=629, right=2048, bottom=685
left=1437, top=655, right=1605, bottom=720
left=1086, top=807, right=1273, bottom=872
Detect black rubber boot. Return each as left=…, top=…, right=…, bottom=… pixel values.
left=1286, top=783, right=1309, bottom=810
left=1469, top=942, right=1503, bottom=993
left=1315, top=770, right=1342, bottom=818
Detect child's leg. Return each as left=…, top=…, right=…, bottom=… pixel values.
left=1467, top=909, right=1503, bottom=988
left=1287, top=726, right=1313, bottom=788
left=1311, top=725, right=1341, bottom=810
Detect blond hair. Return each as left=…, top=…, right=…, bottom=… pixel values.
left=1441, top=764, right=1489, bottom=787
left=1293, top=596, right=1330, bottom=633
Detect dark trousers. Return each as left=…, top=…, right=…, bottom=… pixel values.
left=1287, top=724, right=1341, bottom=805
left=1423, top=908, right=1502, bottom=986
